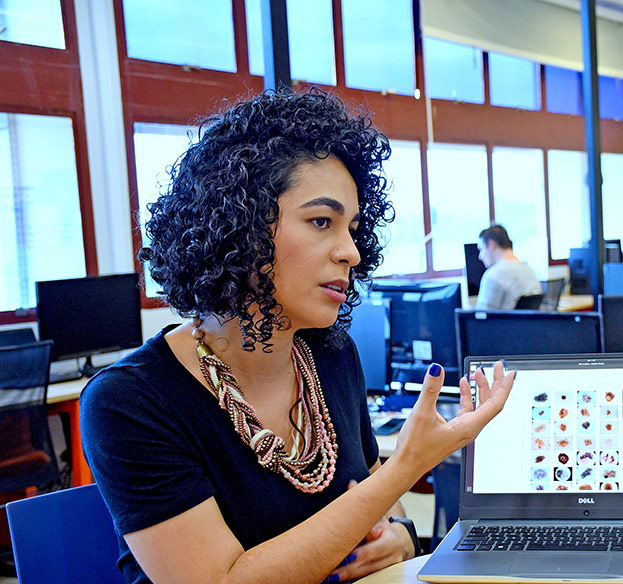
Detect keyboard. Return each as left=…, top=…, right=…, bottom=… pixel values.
left=456, top=524, right=623, bottom=551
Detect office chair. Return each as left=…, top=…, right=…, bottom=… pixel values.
left=429, top=458, right=461, bottom=551
left=514, top=294, right=544, bottom=310
left=0, top=327, right=36, bottom=348
left=540, top=278, right=565, bottom=311
left=6, top=483, right=124, bottom=584
left=0, top=341, right=61, bottom=495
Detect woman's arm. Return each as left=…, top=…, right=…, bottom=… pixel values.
left=125, top=363, right=513, bottom=584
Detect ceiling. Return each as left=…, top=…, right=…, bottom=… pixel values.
left=539, top=0, right=623, bottom=21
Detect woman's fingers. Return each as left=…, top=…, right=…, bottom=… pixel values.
left=457, top=376, right=474, bottom=416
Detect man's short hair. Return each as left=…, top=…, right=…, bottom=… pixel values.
left=479, top=224, right=513, bottom=249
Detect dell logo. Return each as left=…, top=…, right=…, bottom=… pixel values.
left=578, top=497, right=595, bottom=504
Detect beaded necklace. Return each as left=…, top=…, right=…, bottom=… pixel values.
left=192, top=320, right=338, bottom=493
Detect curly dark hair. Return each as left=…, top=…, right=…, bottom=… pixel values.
left=139, top=87, right=393, bottom=349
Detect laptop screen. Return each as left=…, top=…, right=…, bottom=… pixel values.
left=461, top=354, right=623, bottom=520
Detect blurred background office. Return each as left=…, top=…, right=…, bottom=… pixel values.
left=1, top=0, right=623, bottom=341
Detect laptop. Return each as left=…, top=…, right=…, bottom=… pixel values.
left=419, top=353, right=623, bottom=583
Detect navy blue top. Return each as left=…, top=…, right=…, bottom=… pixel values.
left=80, top=326, right=379, bottom=583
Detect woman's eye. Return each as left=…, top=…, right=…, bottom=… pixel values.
left=311, top=217, right=331, bottom=229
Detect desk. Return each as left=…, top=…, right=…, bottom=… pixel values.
left=358, top=555, right=429, bottom=583
left=47, top=378, right=92, bottom=486
left=557, top=294, right=594, bottom=312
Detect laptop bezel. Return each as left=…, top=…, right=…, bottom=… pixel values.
left=460, top=353, right=623, bottom=521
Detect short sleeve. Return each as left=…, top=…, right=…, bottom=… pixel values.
left=80, top=369, right=216, bottom=535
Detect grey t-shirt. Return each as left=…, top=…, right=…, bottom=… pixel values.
left=475, top=260, right=542, bottom=310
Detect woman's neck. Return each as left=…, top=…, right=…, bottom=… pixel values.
left=196, top=315, right=298, bottom=401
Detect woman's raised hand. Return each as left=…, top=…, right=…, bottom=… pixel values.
left=393, top=361, right=515, bottom=481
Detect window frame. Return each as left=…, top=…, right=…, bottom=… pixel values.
left=0, top=0, right=97, bottom=324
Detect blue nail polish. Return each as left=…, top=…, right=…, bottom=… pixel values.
left=328, top=574, right=341, bottom=583
left=480, top=366, right=485, bottom=374
left=346, top=553, right=357, bottom=563
left=429, top=363, right=442, bottom=377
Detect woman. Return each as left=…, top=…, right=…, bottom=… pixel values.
left=80, top=88, right=514, bottom=584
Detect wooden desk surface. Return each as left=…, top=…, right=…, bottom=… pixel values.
left=47, top=377, right=88, bottom=403
left=358, top=555, right=429, bottom=583
left=557, top=294, right=594, bottom=312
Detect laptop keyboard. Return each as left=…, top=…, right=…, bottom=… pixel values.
left=457, top=525, right=623, bottom=551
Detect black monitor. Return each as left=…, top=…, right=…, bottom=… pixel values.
left=568, top=247, right=592, bottom=295
left=370, top=281, right=462, bottom=387
left=598, top=294, right=623, bottom=353
left=464, top=243, right=486, bottom=297
left=36, top=273, right=143, bottom=381
left=348, top=297, right=391, bottom=393
left=455, top=308, right=603, bottom=368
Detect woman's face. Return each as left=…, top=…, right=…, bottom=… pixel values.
left=271, top=155, right=361, bottom=331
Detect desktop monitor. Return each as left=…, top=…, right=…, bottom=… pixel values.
left=455, top=308, right=603, bottom=367
left=348, top=297, right=391, bottom=393
left=36, top=273, right=143, bottom=380
left=598, top=294, right=623, bottom=353
left=463, top=243, right=486, bottom=297
left=370, top=281, right=461, bottom=387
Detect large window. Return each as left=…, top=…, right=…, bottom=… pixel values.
left=0, top=0, right=65, bottom=48
left=342, top=0, right=415, bottom=95
left=427, top=144, right=489, bottom=271
left=547, top=150, right=589, bottom=260
left=545, top=65, right=582, bottom=115
left=245, top=0, right=336, bottom=85
left=423, top=37, right=484, bottom=103
left=376, top=141, right=425, bottom=276
left=488, top=52, right=540, bottom=110
left=122, top=0, right=236, bottom=71
left=602, top=153, right=623, bottom=243
left=133, top=123, right=198, bottom=298
left=599, top=76, right=623, bottom=121
left=491, top=147, right=547, bottom=277
left=0, top=113, right=85, bottom=312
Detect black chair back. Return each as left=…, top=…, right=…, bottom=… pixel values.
left=0, top=341, right=60, bottom=494
left=514, top=294, right=544, bottom=310
left=540, top=278, right=565, bottom=310
left=0, top=328, right=36, bottom=348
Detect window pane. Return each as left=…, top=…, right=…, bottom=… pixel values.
left=545, top=65, right=582, bottom=115
left=599, top=76, right=623, bottom=121
left=423, top=37, right=484, bottom=103
left=489, top=52, right=540, bottom=110
left=602, top=153, right=623, bottom=243
left=245, top=0, right=264, bottom=76
left=342, top=0, right=415, bottom=95
left=547, top=150, right=589, bottom=260
left=0, top=0, right=65, bottom=49
left=492, top=147, right=547, bottom=278
left=0, top=113, right=85, bottom=312
left=427, top=144, right=489, bottom=271
left=376, top=141, right=425, bottom=276
left=134, top=123, right=198, bottom=298
left=122, top=0, right=236, bottom=72
left=245, top=0, right=336, bottom=85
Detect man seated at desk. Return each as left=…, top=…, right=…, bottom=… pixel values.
left=475, top=224, right=542, bottom=311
